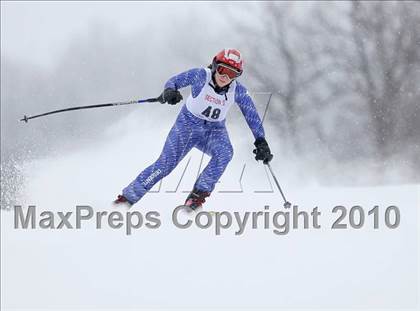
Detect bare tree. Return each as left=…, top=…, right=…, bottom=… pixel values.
left=232, top=3, right=330, bottom=155
left=232, top=3, right=356, bottom=157
left=349, top=1, right=420, bottom=159
left=231, top=1, right=420, bottom=182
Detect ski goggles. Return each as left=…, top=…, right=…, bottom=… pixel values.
left=216, top=63, right=242, bottom=79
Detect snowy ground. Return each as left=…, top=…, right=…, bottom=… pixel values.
left=1, top=110, right=419, bottom=310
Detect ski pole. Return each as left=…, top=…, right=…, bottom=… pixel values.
left=20, top=96, right=161, bottom=123
left=265, top=162, right=292, bottom=209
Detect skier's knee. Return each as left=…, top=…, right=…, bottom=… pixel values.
left=222, top=145, right=234, bottom=163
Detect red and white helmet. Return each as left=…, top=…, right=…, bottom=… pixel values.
left=212, top=48, right=244, bottom=73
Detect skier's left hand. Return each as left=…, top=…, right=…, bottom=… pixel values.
left=253, top=137, right=273, bottom=164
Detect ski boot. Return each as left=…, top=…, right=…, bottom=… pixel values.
left=113, top=194, right=133, bottom=208
left=183, top=189, right=210, bottom=211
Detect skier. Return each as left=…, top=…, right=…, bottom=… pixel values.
left=114, top=48, right=273, bottom=210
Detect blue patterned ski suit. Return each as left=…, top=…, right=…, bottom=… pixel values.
left=122, top=67, right=265, bottom=204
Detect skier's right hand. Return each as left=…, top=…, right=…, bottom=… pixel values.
left=158, top=88, right=183, bottom=105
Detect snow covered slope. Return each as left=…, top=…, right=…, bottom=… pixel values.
left=1, top=109, right=419, bottom=310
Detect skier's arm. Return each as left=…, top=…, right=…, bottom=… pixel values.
left=235, top=83, right=265, bottom=139
left=164, top=68, right=207, bottom=98
left=236, top=83, right=273, bottom=164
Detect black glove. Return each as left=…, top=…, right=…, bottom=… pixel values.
left=158, top=88, right=183, bottom=105
left=253, top=137, right=273, bottom=164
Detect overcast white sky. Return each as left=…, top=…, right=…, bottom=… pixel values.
left=1, top=1, right=319, bottom=69
left=1, top=1, right=221, bottom=68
